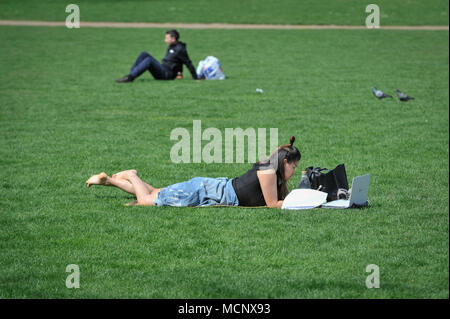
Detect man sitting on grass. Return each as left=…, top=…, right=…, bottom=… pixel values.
left=115, top=29, right=198, bottom=83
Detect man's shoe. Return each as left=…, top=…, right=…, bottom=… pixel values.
left=115, top=74, right=134, bottom=83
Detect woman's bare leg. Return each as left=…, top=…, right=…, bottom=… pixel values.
left=112, top=170, right=155, bottom=193
left=105, top=176, right=137, bottom=195
left=86, top=171, right=156, bottom=195
left=121, top=171, right=161, bottom=206
left=86, top=172, right=109, bottom=188
left=86, top=172, right=135, bottom=194
left=124, top=200, right=138, bottom=206
left=86, top=171, right=161, bottom=206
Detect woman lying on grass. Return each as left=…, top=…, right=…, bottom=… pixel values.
left=86, top=136, right=301, bottom=208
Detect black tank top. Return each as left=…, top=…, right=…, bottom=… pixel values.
left=232, top=162, right=283, bottom=206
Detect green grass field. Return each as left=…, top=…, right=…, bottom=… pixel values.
left=0, top=2, right=449, bottom=299
left=0, top=0, right=449, bottom=26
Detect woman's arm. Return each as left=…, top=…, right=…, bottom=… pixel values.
left=257, top=169, right=283, bottom=208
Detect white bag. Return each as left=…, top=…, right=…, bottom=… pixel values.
left=196, top=56, right=225, bottom=80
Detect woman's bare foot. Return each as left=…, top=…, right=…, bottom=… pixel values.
left=124, top=200, right=138, bottom=206
left=112, top=169, right=137, bottom=180
left=86, top=172, right=109, bottom=187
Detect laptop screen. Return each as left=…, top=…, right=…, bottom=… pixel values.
left=349, top=174, right=371, bottom=206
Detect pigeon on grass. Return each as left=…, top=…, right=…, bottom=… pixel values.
left=372, top=86, right=393, bottom=100
left=396, top=89, right=415, bottom=101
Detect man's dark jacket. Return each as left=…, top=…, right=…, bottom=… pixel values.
left=162, top=41, right=198, bottom=79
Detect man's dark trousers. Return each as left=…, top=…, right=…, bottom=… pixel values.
left=130, top=51, right=173, bottom=80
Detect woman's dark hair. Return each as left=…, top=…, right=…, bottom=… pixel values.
left=257, top=136, right=301, bottom=199
left=165, top=29, right=180, bottom=40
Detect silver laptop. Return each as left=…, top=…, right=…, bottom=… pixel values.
left=321, top=174, right=371, bottom=209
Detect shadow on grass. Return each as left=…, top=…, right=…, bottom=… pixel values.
left=92, top=194, right=135, bottom=200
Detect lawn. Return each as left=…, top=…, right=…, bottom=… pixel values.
left=0, top=0, right=448, bottom=26
left=0, top=25, right=448, bottom=298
